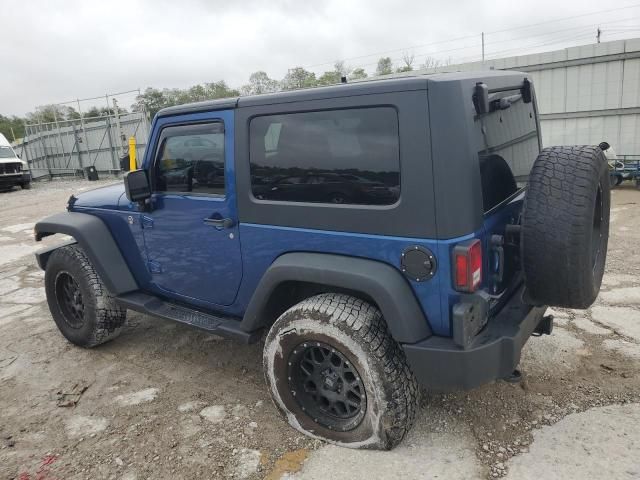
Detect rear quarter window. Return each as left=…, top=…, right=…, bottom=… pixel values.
left=249, top=107, right=400, bottom=206
left=474, top=90, right=540, bottom=212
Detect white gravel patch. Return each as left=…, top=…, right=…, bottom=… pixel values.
left=0, top=266, right=27, bottom=280
left=0, top=277, right=21, bottom=296
left=2, top=287, right=45, bottom=304
left=572, top=316, right=611, bottom=335
left=231, top=404, right=250, bottom=418
left=65, top=415, right=109, bottom=438
left=601, top=274, right=638, bottom=288
left=200, top=405, right=226, bottom=423
left=546, top=308, right=570, bottom=319
left=0, top=305, right=39, bottom=327
left=599, top=287, right=640, bottom=305
left=0, top=304, right=31, bottom=319
left=591, top=306, right=640, bottom=341
left=602, top=339, right=640, bottom=360
left=552, top=316, right=569, bottom=327
left=504, top=404, right=640, bottom=479
left=520, top=327, right=586, bottom=372
left=114, top=388, right=159, bottom=406
left=1, top=223, right=34, bottom=234
left=0, top=244, right=41, bottom=267
left=233, top=448, right=262, bottom=479
left=177, top=400, right=206, bottom=413
left=26, top=270, right=44, bottom=280
left=291, top=429, right=482, bottom=479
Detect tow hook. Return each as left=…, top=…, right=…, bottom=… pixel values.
left=532, top=314, right=554, bottom=336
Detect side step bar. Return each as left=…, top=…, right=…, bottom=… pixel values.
left=116, top=292, right=262, bottom=344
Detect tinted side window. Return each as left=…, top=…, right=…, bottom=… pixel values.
left=249, top=107, right=400, bottom=205
left=154, top=123, right=225, bottom=195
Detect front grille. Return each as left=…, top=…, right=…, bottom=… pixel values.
left=0, top=163, right=21, bottom=175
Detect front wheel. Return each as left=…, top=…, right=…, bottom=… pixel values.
left=20, top=182, right=31, bottom=190
left=45, top=245, right=126, bottom=347
left=263, top=293, right=419, bottom=450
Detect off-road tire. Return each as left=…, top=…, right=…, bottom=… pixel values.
left=20, top=182, right=31, bottom=190
left=45, top=245, right=126, bottom=347
left=263, top=293, right=419, bottom=450
left=522, top=145, right=610, bottom=308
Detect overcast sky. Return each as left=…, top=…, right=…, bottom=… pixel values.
left=2, top=0, right=640, bottom=116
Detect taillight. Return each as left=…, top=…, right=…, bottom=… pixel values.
left=453, top=239, right=482, bottom=292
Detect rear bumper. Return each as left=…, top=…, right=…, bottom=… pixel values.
left=403, top=286, right=546, bottom=391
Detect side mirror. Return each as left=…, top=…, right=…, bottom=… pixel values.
left=124, top=170, right=151, bottom=203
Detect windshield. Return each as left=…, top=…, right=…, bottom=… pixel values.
left=0, top=146, right=17, bottom=159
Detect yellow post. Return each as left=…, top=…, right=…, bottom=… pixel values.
left=128, top=136, right=137, bottom=171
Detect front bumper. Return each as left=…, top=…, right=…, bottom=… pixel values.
left=0, top=172, right=30, bottom=186
left=403, top=286, right=546, bottom=391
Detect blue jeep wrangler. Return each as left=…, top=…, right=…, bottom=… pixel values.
left=34, top=71, right=610, bottom=450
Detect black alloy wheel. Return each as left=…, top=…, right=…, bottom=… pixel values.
left=288, top=341, right=367, bottom=432
left=55, top=271, right=85, bottom=329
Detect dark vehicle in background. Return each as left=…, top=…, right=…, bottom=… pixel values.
left=34, top=72, right=610, bottom=451
left=253, top=172, right=397, bottom=204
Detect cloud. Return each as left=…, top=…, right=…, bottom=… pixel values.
left=0, top=0, right=633, bottom=115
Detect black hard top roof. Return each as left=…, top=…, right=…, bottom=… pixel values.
left=156, top=70, right=525, bottom=118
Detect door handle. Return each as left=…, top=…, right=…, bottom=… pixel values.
left=203, top=217, right=236, bottom=229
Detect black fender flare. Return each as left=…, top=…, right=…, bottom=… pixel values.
left=241, top=252, right=432, bottom=344
left=34, top=212, right=138, bottom=295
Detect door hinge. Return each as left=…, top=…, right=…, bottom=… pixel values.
left=147, top=260, right=162, bottom=274
left=142, top=216, right=154, bottom=229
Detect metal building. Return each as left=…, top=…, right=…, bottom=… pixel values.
left=427, top=37, right=640, bottom=157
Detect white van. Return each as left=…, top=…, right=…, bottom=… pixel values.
left=0, top=133, right=31, bottom=190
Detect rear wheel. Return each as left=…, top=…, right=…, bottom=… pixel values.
left=45, top=245, right=126, bottom=347
left=522, top=146, right=610, bottom=308
left=263, top=293, right=418, bottom=450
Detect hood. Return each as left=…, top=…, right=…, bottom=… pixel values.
left=70, top=182, right=126, bottom=210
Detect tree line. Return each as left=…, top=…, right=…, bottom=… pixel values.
left=1, top=55, right=450, bottom=141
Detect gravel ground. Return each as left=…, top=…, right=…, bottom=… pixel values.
left=0, top=178, right=639, bottom=480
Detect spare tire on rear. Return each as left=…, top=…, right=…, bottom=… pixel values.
left=522, top=146, right=610, bottom=309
